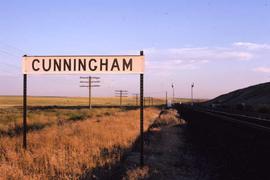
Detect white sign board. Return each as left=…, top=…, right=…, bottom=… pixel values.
left=22, top=55, right=144, bottom=74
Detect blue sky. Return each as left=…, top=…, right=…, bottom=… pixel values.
left=0, top=0, right=270, bottom=99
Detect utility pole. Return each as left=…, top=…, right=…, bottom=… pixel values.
left=172, top=83, right=175, bottom=104
left=149, top=97, right=151, bottom=106
left=115, top=90, right=128, bottom=107
left=143, top=97, right=146, bottom=106
left=191, top=82, right=194, bottom=106
left=166, top=91, right=168, bottom=107
left=133, top=93, right=139, bottom=106
left=80, top=76, right=100, bottom=109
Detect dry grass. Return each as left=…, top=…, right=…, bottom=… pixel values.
left=0, top=96, right=166, bottom=107
left=124, top=166, right=150, bottom=180
left=0, top=95, right=190, bottom=135
left=123, top=109, right=183, bottom=180
left=151, top=109, right=180, bottom=127
left=0, top=108, right=159, bottom=179
left=0, top=108, right=120, bottom=135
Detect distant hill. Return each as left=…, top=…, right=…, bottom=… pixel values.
left=205, top=82, right=270, bottom=109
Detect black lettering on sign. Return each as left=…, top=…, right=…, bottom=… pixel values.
left=54, top=59, right=62, bottom=71
left=100, top=59, right=108, bottom=71
left=63, top=59, right=72, bottom=71
left=89, top=59, right=97, bottom=71
left=32, top=59, right=40, bottom=71
left=31, top=57, right=137, bottom=73
left=73, top=59, right=76, bottom=71
left=43, top=59, right=51, bottom=71
left=111, top=58, right=120, bottom=71
left=79, top=59, right=86, bottom=71
left=123, top=58, right=133, bottom=71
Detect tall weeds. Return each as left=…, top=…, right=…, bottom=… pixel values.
left=0, top=108, right=159, bottom=179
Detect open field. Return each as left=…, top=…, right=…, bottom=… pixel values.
left=0, top=96, right=195, bottom=107
left=0, top=96, right=195, bottom=179
left=0, top=107, right=160, bottom=179
left=0, top=107, right=122, bottom=136
left=0, top=96, right=167, bottom=107
left=0, top=96, right=196, bottom=135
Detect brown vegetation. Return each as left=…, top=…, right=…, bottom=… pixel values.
left=0, top=108, right=159, bottom=179
left=0, top=108, right=120, bottom=136
left=0, top=96, right=166, bottom=107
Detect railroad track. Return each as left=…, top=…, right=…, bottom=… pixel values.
left=182, top=105, right=270, bottom=132
left=206, top=107, right=270, bottom=120
left=195, top=108, right=270, bottom=132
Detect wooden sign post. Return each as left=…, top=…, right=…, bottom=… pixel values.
left=22, top=51, right=145, bottom=166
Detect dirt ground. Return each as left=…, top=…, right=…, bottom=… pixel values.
left=120, top=109, right=217, bottom=180
left=87, top=108, right=268, bottom=180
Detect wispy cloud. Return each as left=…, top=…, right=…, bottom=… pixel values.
left=144, top=43, right=260, bottom=73
left=233, top=42, right=270, bottom=50
left=166, top=47, right=252, bottom=61
left=253, top=67, right=270, bottom=73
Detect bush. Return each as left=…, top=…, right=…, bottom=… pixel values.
left=68, top=113, right=87, bottom=121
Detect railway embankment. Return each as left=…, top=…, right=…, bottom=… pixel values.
left=175, top=104, right=270, bottom=179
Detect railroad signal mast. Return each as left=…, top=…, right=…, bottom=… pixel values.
left=166, top=91, right=168, bottom=107
left=191, top=82, right=194, bottom=106
left=115, top=90, right=128, bottom=107
left=172, top=83, right=175, bottom=104
left=80, top=76, right=101, bottom=109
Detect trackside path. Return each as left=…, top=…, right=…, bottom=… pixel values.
left=120, top=109, right=216, bottom=180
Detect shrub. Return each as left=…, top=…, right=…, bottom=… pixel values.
left=68, top=113, right=87, bottom=121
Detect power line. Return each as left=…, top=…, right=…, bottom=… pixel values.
left=132, top=93, right=139, bottom=106
left=0, top=41, right=27, bottom=71
left=0, top=48, right=23, bottom=70
left=0, top=40, right=27, bottom=54
left=0, top=61, right=20, bottom=69
left=80, top=76, right=101, bottom=109
left=144, top=96, right=153, bottom=106
left=115, top=90, right=128, bottom=107
left=144, top=91, right=165, bottom=94
left=0, top=49, right=21, bottom=58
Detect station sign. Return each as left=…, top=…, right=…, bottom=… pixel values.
left=22, top=55, right=144, bottom=74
